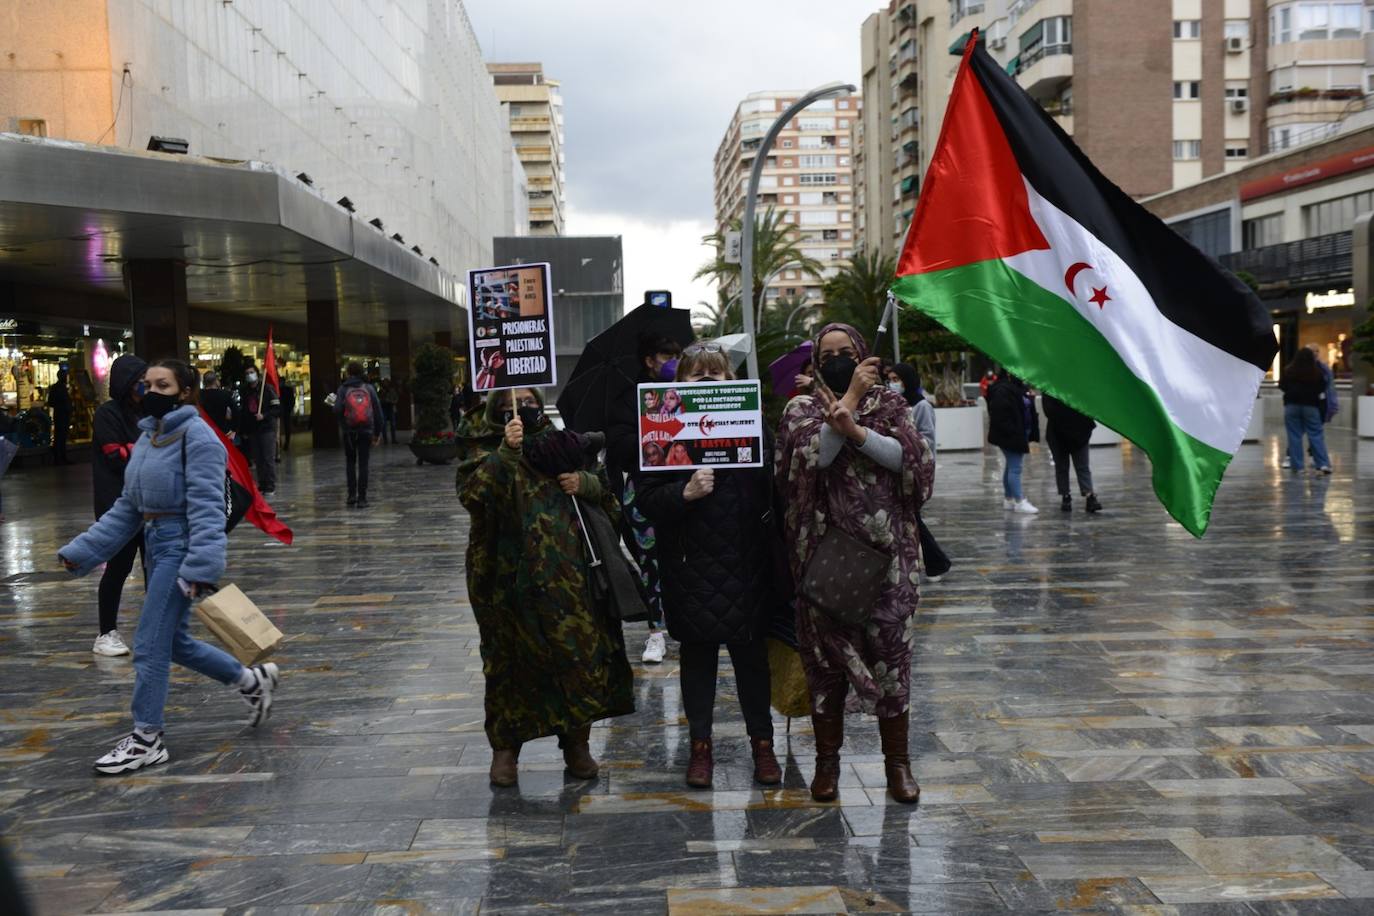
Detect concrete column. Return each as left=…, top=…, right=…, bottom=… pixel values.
left=1352, top=213, right=1372, bottom=402
left=307, top=300, right=341, bottom=448
left=388, top=319, right=413, bottom=431
left=125, top=260, right=190, bottom=361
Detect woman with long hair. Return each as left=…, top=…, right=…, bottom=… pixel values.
left=1279, top=347, right=1332, bottom=473
left=59, top=359, right=279, bottom=774
left=775, top=324, right=935, bottom=804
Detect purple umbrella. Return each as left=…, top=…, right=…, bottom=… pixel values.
left=768, top=341, right=813, bottom=400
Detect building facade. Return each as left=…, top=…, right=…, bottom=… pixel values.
left=489, top=63, right=566, bottom=236
left=855, top=0, right=1374, bottom=257
left=711, top=91, right=863, bottom=305
left=492, top=235, right=622, bottom=396
left=0, top=0, right=513, bottom=445
left=1145, top=126, right=1374, bottom=393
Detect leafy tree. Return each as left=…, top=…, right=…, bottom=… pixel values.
left=820, top=250, right=897, bottom=334
left=411, top=342, right=455, bottom=439
left=695, top=207, right=823, bottom=332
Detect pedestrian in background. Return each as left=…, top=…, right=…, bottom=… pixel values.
left=775, top=323, right=935, bottom=805
left=199, top=371, right=238, bottom=439
left=239, top=360, right=280, bottom=494
left=635, top=343, right=781, bottom=789
left=605, top=332, right=683, bottom=665
left=90, top=353, right=148, bottom=657
left=380, top=378, right=400, bottom=444
left=456, top=386, right=634, bottom=787
left=1280, top=347, right=1331, bottom=474
left=59, top=359, right=279, bottom=774
left=333, top=362, right=384, bottom=508
left=48, top=368, right=71, bottom=465
left=987, top=370, right=1039, bottom=514
left=1044, top=393, right=1102, bottom=513
left=886, top=362, right=949, bottom=580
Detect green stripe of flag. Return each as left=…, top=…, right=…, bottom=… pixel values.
left=892, top=261, right=1232, bottom=537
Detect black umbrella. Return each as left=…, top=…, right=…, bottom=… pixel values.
left=557, top=303, right=695, bottom=433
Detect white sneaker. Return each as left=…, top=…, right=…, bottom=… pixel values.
left=1013, top=499, right=1039, bottom=514
left=94, top=732, right=169, bottom=775
left=1280, top=456, right=1291, bottom=468
left=1003, top=498, right=1015, bottom=510
left=642, top=631, right=666, bottom=664
left=93, top=630, right=131, bottom=656
left=240, top=663, right=280, bottom=727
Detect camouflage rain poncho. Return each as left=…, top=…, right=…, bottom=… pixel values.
left=456, top=402, right=635, bottom=750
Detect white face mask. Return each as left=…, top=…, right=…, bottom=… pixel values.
left=888, top=381, right=904, bottom=394
left=246, top=373, right=258, bottom=384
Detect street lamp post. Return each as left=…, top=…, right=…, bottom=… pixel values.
left=740, top=81, right=856, bottom=380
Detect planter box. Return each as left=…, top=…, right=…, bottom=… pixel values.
left=409, top=441, right=459, bottom=465
left=1360, top=396, right=1374, bottom=439
left=1089, top=425, right=1122, bottom=446
left=934, top=405, right=984, bottom=451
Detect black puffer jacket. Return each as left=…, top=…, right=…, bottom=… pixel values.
left=634, top=462, right=776, bottom=644
left=91, top=354, right=147, bottom=519
left=987, top=377, right=1039, bottom=453
left=1043, top=394, right=1096, bottom=452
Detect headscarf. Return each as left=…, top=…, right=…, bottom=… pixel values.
left=889, top=362, right=922, bottom=406
left=810, top=322, right=869, bottom=387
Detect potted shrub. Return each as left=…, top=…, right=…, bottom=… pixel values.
left=1353, top=313, right=1374, bottom=438
left=408, top=342, right=459, bottom=464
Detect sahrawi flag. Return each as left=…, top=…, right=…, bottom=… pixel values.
left=893, top=35, right=1277, bottom=537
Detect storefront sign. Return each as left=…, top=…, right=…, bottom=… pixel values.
left=1305, top=288, right=1355, bottom=312
left=0, top=318, right=18, bottom=331
left=467, top=262, right=556, bottom=392
left=637, top=380, right=765, bottom=472
left=1240, top=145, right=1374, bottom=201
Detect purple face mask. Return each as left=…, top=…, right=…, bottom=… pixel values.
left=657, top=358, right=679, bottom=382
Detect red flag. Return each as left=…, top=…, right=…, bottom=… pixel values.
left=263, top=325, right=281, bottom=395
left=197, top=405, right=294, bottom=546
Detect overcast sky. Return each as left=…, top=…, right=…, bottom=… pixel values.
left=465, top=0, right=872, bottom=313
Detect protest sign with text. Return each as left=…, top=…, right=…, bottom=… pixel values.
left=637, top=380, right=764, bottom=472
left=467, top=262, right=556, bottom=391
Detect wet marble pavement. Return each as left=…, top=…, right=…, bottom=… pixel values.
left=1, top=430, right=1373, bottom=914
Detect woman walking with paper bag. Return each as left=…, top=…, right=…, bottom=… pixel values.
left=775, top=324, right=935, bottom=804
left=59, top=360, right=280, bottom=775
left=456, top=387, right=634, bottom=788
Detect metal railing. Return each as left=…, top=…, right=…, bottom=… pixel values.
left=1218, top=230, right=1351, bottom=286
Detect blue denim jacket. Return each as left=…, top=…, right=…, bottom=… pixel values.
left=60, top=405, right=229, bottom=584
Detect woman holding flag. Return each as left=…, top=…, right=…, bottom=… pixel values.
left=58, top=359, right=280, bottom=774
left=775, top=324, right=934, bottom=804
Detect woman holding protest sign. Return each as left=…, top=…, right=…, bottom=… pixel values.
left=774, top=323, right=935, bottom=804
left=634, top=343, right=782, bottom=789
left=456, top=386, right=635, bottom=788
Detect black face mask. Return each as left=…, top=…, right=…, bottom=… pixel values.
left=518, top=404, right=545, bottom=430
left=819, top=355, right=858, bottom=394
left=142, top=392, right=180, bottom=419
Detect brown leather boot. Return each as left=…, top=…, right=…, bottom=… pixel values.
left=809, top=713, right=844, bottom=802
left=489, top=746, right=520, bottom=787
left=751, top=737, right=782, bottom=785
left=561, top=725, right=599, bottom=780
left=685, top=738, right=713, bottom=788
left=879, top=713, right=921, bottom=804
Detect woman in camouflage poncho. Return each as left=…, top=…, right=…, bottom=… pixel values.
left=456, top=387, right=635, bottom=787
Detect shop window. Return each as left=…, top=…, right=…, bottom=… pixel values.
left=1303, top=189, right=1374, bottom=236
left=1243, top=214, right=1282, bottom=248
left=17, top=118, right=47, bottom=137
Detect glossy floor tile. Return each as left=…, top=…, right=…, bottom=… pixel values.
left=2, top=431, right=1373, bottom=913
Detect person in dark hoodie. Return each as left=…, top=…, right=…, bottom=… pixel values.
left=90, top=353, right=147, bottom=657
left=239, top=360, right=280, bottom=494
left=48, top=368, right=72, bottom=465
left=198, top=371, right=238, bottom=439
left=333, top=362, right=384, bottom=508
left=1043, top=393, right=1102, bottom=513
left=987, top=370, right=1040, bottom=514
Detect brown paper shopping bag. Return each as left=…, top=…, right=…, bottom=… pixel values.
left=195, top=584, right=283, bottom=665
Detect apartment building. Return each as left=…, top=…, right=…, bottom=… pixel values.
left=489, top=63, right=566, bottom=236
left=856, top=1, right=1374, bottom=256
left=711, top=91, right=863, bottom=305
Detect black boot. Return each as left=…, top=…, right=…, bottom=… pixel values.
left=1061, top=495, right=1072, bottom=512
left=1086, top=494, right=1102, bottom=513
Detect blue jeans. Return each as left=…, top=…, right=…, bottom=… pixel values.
left=1001, top=448, right=1024, bottom=500
left=1284, top=404, right=1329, bottom=471
left=132, top=517, right=243, bottom=733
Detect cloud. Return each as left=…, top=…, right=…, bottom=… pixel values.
left=567, top=209, right=716, bottom=316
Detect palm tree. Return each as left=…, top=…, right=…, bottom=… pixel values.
left=696, top=207, right=823, bottom=331
left=820, top=250, right=897, bottom=334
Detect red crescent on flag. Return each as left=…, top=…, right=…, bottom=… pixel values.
left=1064, top=261, right=1093, bottom=297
